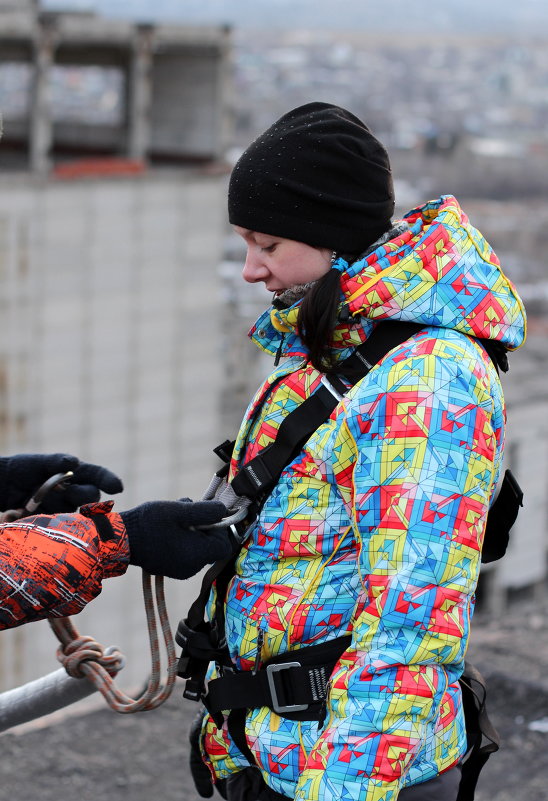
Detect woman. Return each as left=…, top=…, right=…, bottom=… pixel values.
left=190, top=103, right=526, bottom=801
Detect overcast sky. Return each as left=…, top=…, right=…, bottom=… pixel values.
left=41, top=0, right=548, bottom=33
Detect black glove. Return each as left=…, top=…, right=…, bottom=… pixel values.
left=189, top=709, right=214, bottom=798
left=120, top=499, right=232, bottom=580
left=0, top=453, right=123, bottom=514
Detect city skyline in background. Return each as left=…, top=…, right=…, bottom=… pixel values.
left=41, top=0, right=548, bottom=33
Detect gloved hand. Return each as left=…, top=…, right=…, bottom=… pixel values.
left=120, top=499, right=232, bottom=580
left=0, top=453, right=123, bottom=514
left=189, top=709, right=215, bottom=798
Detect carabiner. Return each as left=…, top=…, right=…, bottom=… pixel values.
left=195, top=503, right=249, bottom=532
left=24, top=471, right=74, bottom=514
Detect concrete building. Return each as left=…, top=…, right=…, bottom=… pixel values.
left=0, top=0, right=231, bottom=172
left=478, top=328, right=548, bottom=615
left=0, top=2, right=233, bottom=696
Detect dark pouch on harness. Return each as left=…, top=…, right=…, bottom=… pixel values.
left=481, top=469, right=523, bottom=564
left=457, top=663, right=500, bottom=801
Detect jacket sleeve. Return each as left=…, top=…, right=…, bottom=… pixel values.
left=294, top=346, right=503, bottom=801
left=0, top=501, right=129, bottom=630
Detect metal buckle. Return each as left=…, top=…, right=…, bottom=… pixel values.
left=266, top=662, right=308, bottom=714
left=320, top=375, right=344, bottom=402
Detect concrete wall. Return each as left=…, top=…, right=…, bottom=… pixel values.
left=149, top=48, right=226, bottom=158
left=0, top=168, right=229, bottom=693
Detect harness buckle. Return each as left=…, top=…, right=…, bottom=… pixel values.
left=320, top=375, right=344, bottom=402
left=266, top=662, right=308, bottom=714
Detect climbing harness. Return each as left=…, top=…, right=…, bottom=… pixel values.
left=177, top=320, right=523, bottom=801
left=0, top=473, right=178, bottom=731
left=177, top=322, right=522, bottom=704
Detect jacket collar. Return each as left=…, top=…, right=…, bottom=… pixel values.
left=249, top=195, right=526, bottom=360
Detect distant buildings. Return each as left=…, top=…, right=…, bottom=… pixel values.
left=231, top=30, right=548, bottom=210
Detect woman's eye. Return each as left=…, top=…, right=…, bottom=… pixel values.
left=260, top=244, right=276, bottom=253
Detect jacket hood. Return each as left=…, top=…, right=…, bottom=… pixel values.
left=249, top=195, right=527, bottom=359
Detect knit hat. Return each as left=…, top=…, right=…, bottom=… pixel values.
left=228, top=102, right=395, bottom=254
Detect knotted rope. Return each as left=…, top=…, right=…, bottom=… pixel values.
left=49, top=570, right=177, bottom=713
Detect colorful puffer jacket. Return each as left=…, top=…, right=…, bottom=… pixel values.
left=200, top=196, right=526, bottom=801
left=0, top=502, right=129, bottom=629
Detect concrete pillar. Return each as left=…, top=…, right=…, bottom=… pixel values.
left=214, top=26, right=233, bottom=160
left=127, top=23, right=154, bottom=160
left=30, top=15, right=56, bottom=174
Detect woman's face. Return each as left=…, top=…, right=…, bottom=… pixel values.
left=234, top=226, right=332, bottom=294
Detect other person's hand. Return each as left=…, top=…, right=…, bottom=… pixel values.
left=0, top=453, right=123, bottom=514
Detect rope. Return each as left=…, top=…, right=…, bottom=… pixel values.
left=49, top=571, right=177, bottom=713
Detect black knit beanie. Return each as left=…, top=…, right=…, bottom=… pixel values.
left=228, top=102, right=395, bottom=254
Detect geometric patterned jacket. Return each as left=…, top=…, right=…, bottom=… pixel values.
left=201, top=196, right=527, bottom=800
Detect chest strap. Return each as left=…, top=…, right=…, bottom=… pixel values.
left=204, top=634, right=352, bottom=725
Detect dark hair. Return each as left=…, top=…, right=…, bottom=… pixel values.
left=297, top=268, right=345, bottom=374
left=297, top=220, right=396, bottom=373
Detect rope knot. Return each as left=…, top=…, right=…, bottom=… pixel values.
left=48, top=574, right=176, bottom=713
left=57, top=634, right=124, bottom=679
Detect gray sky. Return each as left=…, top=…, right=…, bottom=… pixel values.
left=41, top=0, right=548, bottom=33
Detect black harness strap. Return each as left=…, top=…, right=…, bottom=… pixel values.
left=226, top=708, right=256, bottom=766
left=341, top=320, right=424, bottom=377
left=230, top=381, right=342, bottom=500
left=205, top=634, right=352, bottom=722
left=176, top=553, right=238, bottom=700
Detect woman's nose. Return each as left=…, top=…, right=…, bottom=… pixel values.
left=242, top=248, right=269, bottom=283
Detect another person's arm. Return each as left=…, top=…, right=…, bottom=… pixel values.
left=0, top=498, right=229, bottom=630
left=0, top=452, right=231, bottom=629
